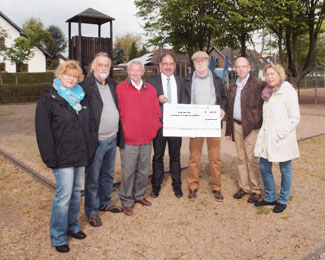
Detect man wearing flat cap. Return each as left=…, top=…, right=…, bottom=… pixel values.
left=182, top=51, right=227, bottom=201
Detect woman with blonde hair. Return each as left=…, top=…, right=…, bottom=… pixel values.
left=35, top=60, right=96, bottom=253
left=254, top=64, right=300, bottom=213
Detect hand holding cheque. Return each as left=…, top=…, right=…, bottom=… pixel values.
left=163, top=104, right=221, bottom=137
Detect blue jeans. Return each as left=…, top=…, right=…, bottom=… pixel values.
left=84, top=138, right=117, bottom=216
left=50, top=167, right=84, bottom=246
left=259, top=158, right=292, bottom=205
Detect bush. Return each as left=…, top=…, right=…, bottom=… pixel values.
left=0, top=83, right=52, bottom=103
left=1, top=73, right=16, bottom=84
left=1, top=72, right=55, bottom=84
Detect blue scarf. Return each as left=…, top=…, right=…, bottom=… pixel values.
left=53, top=78, right=85, bottom=112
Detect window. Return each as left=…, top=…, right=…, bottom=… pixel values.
left=0, top=63, right=5, bottom=72
left=215, top=56, right=220, bottom=67
left=16, top=63, right=28, bottom=72
left=0, top=38, right=5, bottom=49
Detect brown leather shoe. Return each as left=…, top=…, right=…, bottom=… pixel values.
left=123, top=206, right=133, bottom=216
left=188, top=189, right=197, bottom=199
left=233, top=188, right=247, bottom=199
left=247, top=193, right=262, bottom=203
left=213, top=190, right=224, bottom=202
left=136, top=198, right=152, bottom=206
left=88, top=214, right=102, bottom=227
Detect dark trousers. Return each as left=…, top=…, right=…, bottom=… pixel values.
left=152, top=128, right=182, bottom=191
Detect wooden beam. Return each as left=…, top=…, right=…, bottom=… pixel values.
left=98, top=24, right=101, bottom=51
left=68, top=22, right=71, bottom=59
left=78, top=22, right=82, bottom=36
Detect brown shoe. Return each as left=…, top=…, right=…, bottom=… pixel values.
left=247, top=193, right=262, bottom=203
left=188, top=189, right=197, bottom=199
left=136, top=198, right=152, bottom=206
left=233, top=188, right=247, bottom=199
left=123, top=206, right=133, bottom=216
left=88, top=214, right=102, bottom=227
left=213, top=190, right=224, bottom=202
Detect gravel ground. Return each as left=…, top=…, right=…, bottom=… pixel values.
left=0, top=88, right=324, bottom=260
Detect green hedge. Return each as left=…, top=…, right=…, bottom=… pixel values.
left=0, top=83, right=52, bottom=103
left=0, top=70, right=161, bottom=103
left=1, top=72, right=55, bottom=84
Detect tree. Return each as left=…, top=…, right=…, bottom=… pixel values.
left=129, top=41, right=138, bottom=60
left=316, top=33, right=325, bottom=69
left=1, top=17, right=51, bottom=73
left=135, top=0, right=227, bottom=63
left=0, top=26, right=35, bottom=73
left=0, top=27, right=8, bottom=83
left=0, top=27, right=7, bottom=54
left=114, top=33, right=142, bottom=60
left=253, top=0, right=325, bottom=87
left=4, top=38, right=34, bottom=72
left=44, top=25, right=67, bottom=69
left=22, top=18, right=50, bottom=48
left=139, top=45, right=148, bottom=56
left=220, top=0, right=264, bottom=56
left=113, top=47, right=125, bottom=65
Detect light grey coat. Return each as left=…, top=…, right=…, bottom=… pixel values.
left=254, top=81, right=300, bottom=162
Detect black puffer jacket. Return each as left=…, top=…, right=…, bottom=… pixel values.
left=35, top=87, right=97, bottom=169
left=80, top=75, right=124, bottom=148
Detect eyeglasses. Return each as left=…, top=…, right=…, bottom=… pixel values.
left=63, top=73, right=79, bottom=80
left=161, top=62, right=175, bottom=66
left=235, top=65, right=249, bottom=69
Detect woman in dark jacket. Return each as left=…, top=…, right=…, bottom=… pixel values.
left=35, top=60, right=96, bottom=253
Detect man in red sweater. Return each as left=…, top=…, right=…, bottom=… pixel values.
left=116, top=59, right=162, bottom=216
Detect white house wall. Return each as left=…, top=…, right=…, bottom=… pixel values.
left=0, top=15, right=47, bottom=72
left=28, top=47, right=46, bottom=72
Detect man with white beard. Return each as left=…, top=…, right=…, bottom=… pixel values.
left=80, top=52, right=123, bottom=228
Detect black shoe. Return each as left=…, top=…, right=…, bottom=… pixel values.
left=68, top=230, right=86, bottom=239
left=233, top=188, right=247, bottom=199
left=150, top=186, right=160, bottom=198
left=55, top=244, right=70, bottom=253
left=188, top=189, right=197, bottom=199
left=273, top=202, right=287, bottom=213
left=150, top=190, right=159, bottom=198
left=255, top=199, right=277, bottom=207
left=174, top=188, right=183, bottom=198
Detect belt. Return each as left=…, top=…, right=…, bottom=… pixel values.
left=234, top=119, right=242, bottom=125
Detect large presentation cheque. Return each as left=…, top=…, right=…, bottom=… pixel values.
left=163, top=104, right=221, bottom=137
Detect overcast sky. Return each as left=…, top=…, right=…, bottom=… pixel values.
left=1, top=0, right=145, bottom=54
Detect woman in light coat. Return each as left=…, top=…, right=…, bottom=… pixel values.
left=254, top=64, right=300, bottom=213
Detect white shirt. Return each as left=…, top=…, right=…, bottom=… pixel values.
left=131, top=79, right=143, bottom=90
left=161, top=73, right=178, bottom=104
left=233, top=73, right=250, bottom=121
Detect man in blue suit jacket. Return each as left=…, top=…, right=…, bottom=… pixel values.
left=146, top=53, right=185, bottom=198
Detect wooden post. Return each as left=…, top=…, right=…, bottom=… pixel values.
left=110, top=21, right=113, bottom=59
left=78, top=22, right=82, bottom=69
left=110, top=21, right=114, bottom=78
left=68, top=22, right=71, bottom=59
left=98, top=24, right=101, bottom=51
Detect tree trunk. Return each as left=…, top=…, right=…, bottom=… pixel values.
left=240, top=33, right=246, bottom=57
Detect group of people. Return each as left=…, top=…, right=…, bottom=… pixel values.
left=225, top=57, right=300, bottom=215
left=35, top=51, right=300, bottom=253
